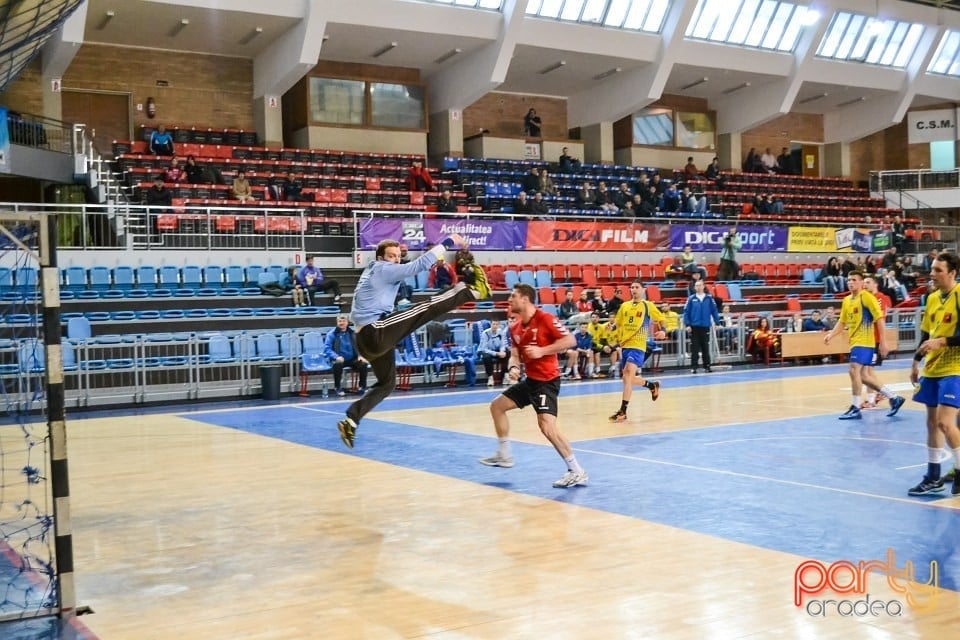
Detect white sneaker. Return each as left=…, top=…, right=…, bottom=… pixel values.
left=479, top=454, right=514, bottom=468
left=553, top=470, right=589, bottom=488
left=487, top=378, right=495, bottom=387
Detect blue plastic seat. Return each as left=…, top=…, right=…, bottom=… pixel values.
left=124, top=289, right=149, bottom=299
left=160, top=309, right=185, bottom=319
left=208, top=309, right=231, bottom=318
left=114, top=266, right=135, bottom=290
left=64, top=266, right=88, bottom=292
left=256, top=333, right=284, bottom=362
left=137, top=266, right=157, bottom=290
left=159, top=266, right=180, bottom=289
left=182, top=266, right=202, bottom=290
left=89, top=266, right=111, bottom=291
left=185, top=309, right=209, bottom=318
left=135, top=310, right=161, bottom=320
left=207, top=335, right=235, bottom=363
left=150, top=289, right=173, bottom=298
left=110, top=311, right=137, bottom=321
left=173, top=289, right=196, bottom=298
left=19, top=340, right=44, bottom=373
left=76, top=291, right=100, bottom=300
left=245, top=265, right=264, bottom=287
left=231, top=308, right=254, bottom=317
left=224, top=266, right=245, bottom=288
left=84, top=311, right=111, bottom=322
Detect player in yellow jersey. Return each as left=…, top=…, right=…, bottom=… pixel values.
left=608, top=280, right=663, bottom=422
left=585, top=312, right=605, bottom=378
left=823, top=270, right=904, bottom=420
left=908, top=253, right=960, bottom=496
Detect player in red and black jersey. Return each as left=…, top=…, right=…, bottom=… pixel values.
left=478, top=284, right=588, bottom=488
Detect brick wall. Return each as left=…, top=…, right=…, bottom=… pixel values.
left=742, top=113, right=824, bottom=164
left=0, top=60, right=43, bottom=116
left=462, top=92, right=568, bottom=139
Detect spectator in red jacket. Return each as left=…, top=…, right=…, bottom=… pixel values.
left=428, top=256, right=456, bottom=290
left=407, top=160, right=435, bottom=191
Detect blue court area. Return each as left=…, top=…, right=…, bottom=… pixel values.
left=186, top=360, right=959, bottom=592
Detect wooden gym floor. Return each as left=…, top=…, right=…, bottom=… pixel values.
left=2, top=358, right=960, bottom=639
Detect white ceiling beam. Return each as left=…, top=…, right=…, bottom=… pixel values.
left=42, top=0, right=87, bottom=78
left=426, top=0, right=527, bottom=114
left=566, top=0, right=698, bottom=128
left=251, top=0, right=322, bottom=99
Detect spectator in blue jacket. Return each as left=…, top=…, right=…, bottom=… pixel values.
left=149, top=125, right=175, bottom=156
left=323, top=315, right=368, bottom=396
left=683, top=279, right=721, bottom=373
left=802, top=309, right=829, bottom=332
left=563, top=321, right=593, bottom=380
left=298, top=256, right=342, bottom=304
left=478, top=319, right=510, bottom=386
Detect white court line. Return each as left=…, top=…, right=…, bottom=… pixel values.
left=702, top=435, right=925, bottom=447
left=570, top=445, right=960, bottom=509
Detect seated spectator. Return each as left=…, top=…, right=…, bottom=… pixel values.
left=878, top=268, right=909, bottom=304
left=232, top=170, right=253, bottom=202
left=558, top=289, right=578, bottom=321
left=164, top=157, right=184, bottom=183
left=620, top=200, right=636, bottom=218
left=786, top=312, right=804, bottom=333
left=776, top=147, right=794, bottom=175
left=323, top=314, right=369, bottom=397
left=428, top=255, right=456, bottom=290
left=454, top=244, right=479, bottom=285
left=659, top=303, right=681, bottom=340
left=298, top=256, right=342, bottom=304
left=575, top=181, right=597, bottom=209
left=748, top=316, right=780, bottom=360
left=680, top=244, right=708, bottom=279
left=718, top=304, right=739, bottom=352
left=687, top=270, right=704, bottom=295
left=283, top=172, right=303, bottom=201
left=143, top=175, right=172, bottom=209
left=563, top=322, right=593, bottom=380
left=607, top=287, right=625, bottom=317
left=478, top=319, right=510, bottom=386
left=682, top=156, right=700, bottom=183
left=639, top=185, right=660, bottom=216
left=802, top=309, right=828, bottom=332
left=183, top=155, right=205, bottom=184
left=522, top=166, right=541, bottom=193
left=530, top=191, right=551, bottom=219
left=594, top=181, right=619, bottom=214
left=537, top=169, right=557, bottom=196
left=661, top=183, right=681, bottom=214
left=524, top=108, right=542, bottom=137
left=406, top=159, right=435, bottom=192
left=742, top=147, right=764, bottom=173
left=822, top=307, right=838, bottom=330
left=704, top=156, right=724, bottom=188
left=613, top=182, right=633, bottom=210
left=590, top=288, right=608, bottom=317
left=576, top=290, right=593, bottom=314
left=149, top=125, right=174, bottom=156
left=514, top=190, right=532, bottom=215
left=281, top=266, right=307, bottom=307
left=822, top=257, right=845, bottom=293
left=900, top=256, right=919, bottom=289
left=681, top=188, right=707, bottom=215
left=437, top=189, right=458, bottom=213
left=768, top=194, right=784, bottom=215
left=558, top=147, right=581, bottom=173
left=760, top=147, right=778, bottom=174
left=665, top=257, right=686, bottom=278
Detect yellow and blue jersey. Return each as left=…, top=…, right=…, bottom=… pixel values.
left=840, top=291, right=883, bottom=349
left=615, top=300, right=665, bottom=352
left=921, top=284, right=960, bottom=378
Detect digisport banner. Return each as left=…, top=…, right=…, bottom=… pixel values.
left=787, top=226, right=891, bottom=253
left=668, top=225, right=787, bottom=253
left=358, top=218, right=526, bottom=250
left=525, top=221, right=671, bottom=251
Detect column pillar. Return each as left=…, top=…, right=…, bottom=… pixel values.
left=823, top=141, right=850, bottom=178
left=581, top=122, right=614, bottom=164
left=427, top=109, right=463, bottom=165
left=253, top=95, right=284, bottom=148
left=717, top=133, right=741, bottom=172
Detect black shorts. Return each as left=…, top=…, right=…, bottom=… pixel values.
left=503, top=377, right=561, bottom=416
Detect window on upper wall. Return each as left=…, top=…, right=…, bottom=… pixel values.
left=309, top=78, right=365, bottom=125
left=676, top=111, right=715, bottom=149
left=928, top=30, right=960, bottom=76
left=685, top=0, right=813, bottom=52
left=526, top=0, right=670, bottom=33
left=816, top=11, right=924, bottom=67
left=370, top=83, right=426, bottom=129
left=633, top=108, right=674, bottom=146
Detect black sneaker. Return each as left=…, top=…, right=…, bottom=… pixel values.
left=953, top=472, right=960, bottom=496
left=908, top=476, right=945, bottom=496
left=944, top=468, right=956, bottom=483
left=886, top=396, right=906, bottom=417
left=704, top=366, right=712, bottom=373
left=608, top=411, right=627, bottom=423
left=838, top=405, right=862, bottom=420
left=337, top=417, right=357, bottom=449
left=649, top=381, right=660, bottom=401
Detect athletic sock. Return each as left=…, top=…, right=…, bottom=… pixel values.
left=498, top=437, right=512, bottom=459
left=619, top=400, right=629, bottom=414
left=564, top=454, right=583, bottom=474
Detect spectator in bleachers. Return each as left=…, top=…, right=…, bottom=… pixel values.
left=682, top=157, right=700, bottom=183
left=437, top=189, right=458, bottom=213
left=454, top=244, right=478, bottom=285
left=620, top=200, right=636, bottom=219
left=522, top=166, right=541, bottom=193
left=559, top=290, right=578, bottom=320
left=681, top=187, right=707, bottom=215
left=283, top=172, right=304, bottom=202
left=607, top=288, right=625, bottom=317
left=742, top=147, right=761, bottom=173
left=661, top=183, right=681, bottom=214
left=822, top=257, right=845, bottom=293
left=923, top=248, right=939, bottom=273
left=576, top=290, right=593, bottom=314
left=680, top=244, right=708, bottom=280
left=863, top=255, right=878, bottom=275
left=595, top=181, right=619, bottom=214
left=428, top=255, right=456, bottom=290
left=478, top=319, right=510, bottom=386
left=324, top=315, right=369, bottom=397
left=776, top=147, right=794, bottom=175
left=749, top=316, right=780, bottom=359
left=575, top=181, right=596, bottom=209
left=666, top=257, right=686, bottom=279
left=149, top=125, right=175, bottom=156
left=406, top=159, right=435, bottom=191
left=523, top=108, right=542, bottom=137
left=650, top=173, right=666, bottom=195
left=640, top=185, right=661, bottom=216
left=878, top=268, right=909, bottom=304
left=802, top=309, right=829, bottom=332
left=183, top=155, right=205, bottom=184
left=658, top=303, right=680, bottom=340
left=164, top=157, right=184, bottom=183
left=891, top=215, right=906, bottom=253
left=633, top=171, right=650, bottom=194
left=822, top=307, right=838, bottom=330
left=590, top=289, right=608, bottom=317
left=563, top=322, right=592, bottom=380
left=232, top=170, right=253, bottom=202
left=537, top=169, right=557, bottom=196
left=298, top=256, right=342, bottom=304
left=558, top=147, right=581, bottom=173
left=900, top=256, right=919, bottom=289
left=282, top=266, right=307, bottom=307
left=514, top=190, right=532, bottom=215
left=143, top=174, right=172, bottom=209
left=530, top=191, right=551, bottom=219
left=760, top=148, right=778, bottom=173
left=704, top=156, right=724, bottom=188
left=718, top=304, right=739, bottom=352
left=786, top=312, right=805, bottom=333
left=613, top=182, right=633, bottom=210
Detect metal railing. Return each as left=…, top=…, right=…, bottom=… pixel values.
left=5, top=111, right=75, bottom=154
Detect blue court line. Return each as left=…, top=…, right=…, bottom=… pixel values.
left=186, top=391, right=960, bottom=594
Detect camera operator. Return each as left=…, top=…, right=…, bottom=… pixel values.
left=717, top=227, right=741, bottom=281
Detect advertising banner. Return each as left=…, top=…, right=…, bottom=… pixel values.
left=668, top=225, right=787, bottom=253
left=788, top=226, right=892, bottom=253
left=358, top=218, right=526, bottom=250
left=525, top=220, right=671, bottom=251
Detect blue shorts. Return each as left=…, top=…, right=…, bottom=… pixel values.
left=849, top=346, right=875, bottom=366
left=620, top=348, right=645, bottom=370
left=913, top=376, right=960, bottom=408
